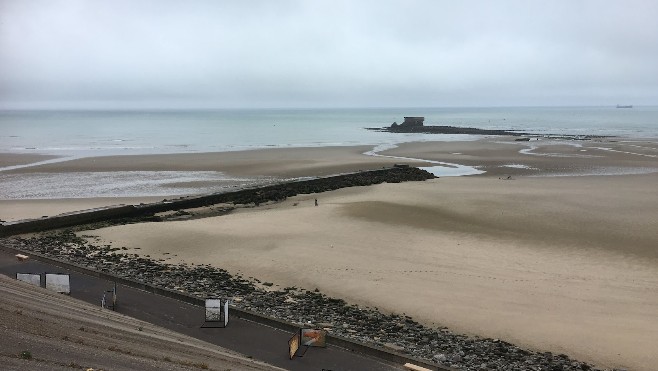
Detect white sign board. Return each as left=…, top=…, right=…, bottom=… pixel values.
left=16, top=273, right=41, bottom=287
left=205, top=299, right=223, bottom=322
left=45, top=274, right=70, bottom=294
left=224, top=300, right=229, bottom=327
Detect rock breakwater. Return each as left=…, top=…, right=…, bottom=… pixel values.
left=0, top=166, right=435, bottom=237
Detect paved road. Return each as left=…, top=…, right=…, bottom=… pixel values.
left=0, top=249, right=403, bottom=371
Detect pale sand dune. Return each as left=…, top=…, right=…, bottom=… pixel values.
left=86, top=174, right=658, bottom=371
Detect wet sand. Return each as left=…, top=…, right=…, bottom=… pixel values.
left=1, top=145, right=429, bottom=178
left=0, top=153, right=59, bottom=168
left=382, top=137, right=658, bottom=177
left=2, top=137, right=658, bottom=370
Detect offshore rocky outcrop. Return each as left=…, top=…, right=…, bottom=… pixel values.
left=369, top=119, right=606, bottom=140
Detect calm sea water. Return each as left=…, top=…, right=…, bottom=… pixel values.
left=2, top=106, right=657, bottom=158
left=1, top=107, right=657, bottom=200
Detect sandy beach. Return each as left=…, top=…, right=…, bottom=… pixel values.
left=2, top=136, right=658, bottom=370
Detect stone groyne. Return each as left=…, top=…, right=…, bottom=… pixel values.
left=0, top=166, right=434, bottom=237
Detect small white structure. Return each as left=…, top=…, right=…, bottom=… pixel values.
left=223, top=300, right=229, bottom=327
left=201, top=298, right=229, bottom=328
left=16, top=273, right=41, bottom=287
left=45, top=274, right=70, bottom=294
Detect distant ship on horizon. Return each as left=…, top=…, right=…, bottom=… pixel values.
left=616, top=104, right=633, bottom=108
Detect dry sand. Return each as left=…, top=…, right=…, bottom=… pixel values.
left=0, top=274, right=280, bottom=370
left=2, top=137, right=658, bottom=370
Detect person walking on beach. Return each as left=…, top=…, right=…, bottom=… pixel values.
left=315, top=199, right=318, bottom=206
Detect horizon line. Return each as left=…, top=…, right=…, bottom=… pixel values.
left=0, top=104, right=652, bottom=111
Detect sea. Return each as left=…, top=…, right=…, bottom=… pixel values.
left=1, top=106, right=657, bottom=199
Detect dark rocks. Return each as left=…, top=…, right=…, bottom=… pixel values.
left=377, top=124, right=523, bottom=136
left=434, top=353, right=448, bottom=362
left=398, top=117, right=425, bottom=128
left=369, top=122, right=608, bottom=141
left=148, top=166, right=435, bottom=213
left=383, top=342, right=405, bottom=352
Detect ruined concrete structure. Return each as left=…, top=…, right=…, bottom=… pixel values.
left=391, top=117, right=424, bottom=128
left=402, top=117, right=424, bottom=126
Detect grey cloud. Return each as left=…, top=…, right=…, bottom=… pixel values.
left=1, top=0, right=656, bottom=109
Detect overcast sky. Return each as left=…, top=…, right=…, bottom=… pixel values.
left=1, top=0, right=656, bottom=109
